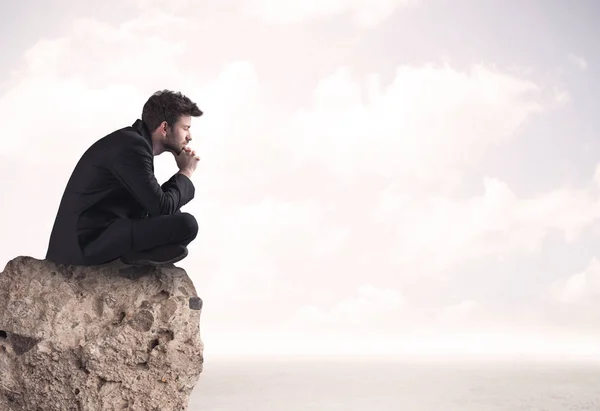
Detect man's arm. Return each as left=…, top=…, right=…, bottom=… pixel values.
left=111, top=140, right=194, bottom=216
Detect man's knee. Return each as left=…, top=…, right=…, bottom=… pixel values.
left=179, top=212, right=198, bottom=240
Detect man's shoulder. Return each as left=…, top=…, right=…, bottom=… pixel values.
left=108, top=124, right=146, bottom=142
left=99, top=125, right=151, bottom=153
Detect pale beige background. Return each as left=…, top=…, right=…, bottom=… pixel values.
left=1, top=0, right=600, bottom=358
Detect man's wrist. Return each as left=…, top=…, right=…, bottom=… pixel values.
left=178, top=169, right=193, bottom=179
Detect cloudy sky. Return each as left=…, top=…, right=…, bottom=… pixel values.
left=2, top=0, right=600, bottom=358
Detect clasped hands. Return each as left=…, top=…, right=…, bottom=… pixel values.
left=175, top=146, right=200, bottom=178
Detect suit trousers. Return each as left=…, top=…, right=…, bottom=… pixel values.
left=81, top=212, right=198, bottom=265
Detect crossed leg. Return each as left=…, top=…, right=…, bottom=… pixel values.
left=82, top=212, right=198, bottom=265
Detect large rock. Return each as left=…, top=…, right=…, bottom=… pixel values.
left=0, top=256, right=204, bottom=411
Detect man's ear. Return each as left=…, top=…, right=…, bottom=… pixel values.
left=161, top=121, right=169, bottom=135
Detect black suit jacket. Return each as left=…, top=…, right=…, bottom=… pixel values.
left=45, top=119, right=195, bottom=265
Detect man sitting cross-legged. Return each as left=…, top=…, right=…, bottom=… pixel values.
left=46, top=89, right=203, bottom=266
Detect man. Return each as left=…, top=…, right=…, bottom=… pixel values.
left=46, top=90, right=203, bottom=266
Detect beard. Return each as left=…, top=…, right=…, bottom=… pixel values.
left=164, top=132, right=184, bottom=155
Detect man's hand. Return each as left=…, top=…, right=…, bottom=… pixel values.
left=176, top=146, right=200, bottom=178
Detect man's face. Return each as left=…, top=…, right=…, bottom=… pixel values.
left=164, top=115, right=192, bottom=155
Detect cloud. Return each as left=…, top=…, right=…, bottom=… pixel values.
left=293, top=284, right=403, bottom=328
left=375, top=176, right=600, bottom=272
left=550, top=257, right=600, bottom=304
left=190, top=198, right=325, bottom=298
left=437, top=300, right=482, bottom=325
left=521, top=257, right=600, bottom=337
left=242, top=0, right=419, bottom=26
left=568, top=53, right=588, bottom=71
left=283, top=64, right=544, bottom=181
left=4, top=11, right=548, bottom=187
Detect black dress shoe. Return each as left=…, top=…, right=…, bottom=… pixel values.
left=120, top=244, right=188, bottom=266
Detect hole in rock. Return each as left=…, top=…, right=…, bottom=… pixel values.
left=0, top=330, right=7, bottom=339
left=79, top=360, right=90, bottom=374
left=74, top=388, right=80, bottom=395
left=158, top=329, right=174, bottom=342
left=149, top=339, right=160, bottom=351
left=97, top=377, right=107, bottom=390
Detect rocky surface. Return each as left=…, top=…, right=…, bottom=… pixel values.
left=0, top=256, right=204, bottom=411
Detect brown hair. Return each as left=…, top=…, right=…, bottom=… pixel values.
left=141, top=90, right=203, bottom=132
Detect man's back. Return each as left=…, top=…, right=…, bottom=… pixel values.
left=46, top=121, right=155, bottom=265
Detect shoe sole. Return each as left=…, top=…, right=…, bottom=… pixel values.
left=123, top=248, right=188, bottom=267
